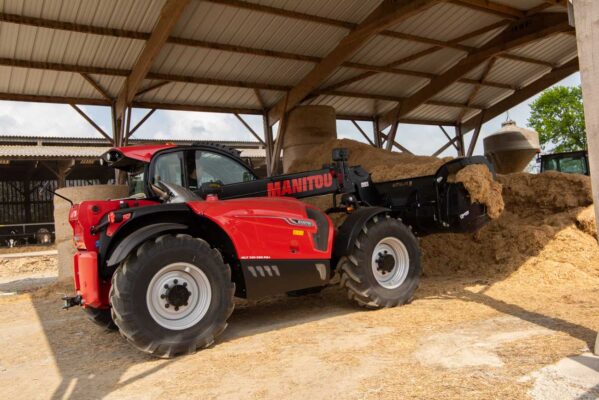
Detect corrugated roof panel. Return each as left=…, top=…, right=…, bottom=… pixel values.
left=310, top=94, right=381, bottom=117
left=469, top=86, right=514, bottom=109
left=245, top=0, right=382, bottom=24
left=342, top=72, right=430, bottom=98
left=135, top=81, right=262, bottom=110
left=4, top=0, right=166, bottom=32
left=0, top=66, right=102, bottom=99
left=458, top=25, right=507, bottom=48
left=489, top=0, right=549, bottom=10
left=398, top=48, right=466, bottom=75
left=431, top=82, right=475, bottom=105
left=349, top=36, right=431, bottom=66
left=172, top=1, right=348, bottom=58
left=486, top=57, right=551, bottom=87
left=507, top=33, right=577, bottom=66
left=390, top=1, right=503, bottom=42
left=405, top=104, right=460, bottom=123
left=0, top=23, right=145, bottom=70
left=153, top=45, right=313, bottom=86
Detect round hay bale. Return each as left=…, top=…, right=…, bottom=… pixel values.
left=282, top=105, right=336, bottom=172
left=54, top=185, right=128, bottom=281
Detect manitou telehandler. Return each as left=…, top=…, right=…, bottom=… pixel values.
left=64, top=143, right=494, bottom=358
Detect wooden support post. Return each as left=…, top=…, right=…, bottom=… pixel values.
left=385, top=118, right=399, bottom=151
left=573, top=0, right=599, bottom=241
left=270, top=93, right=289, bottom=174
left=466, top=113, right=484, bottom=156
left=263, top=113, right=274, bottom=176
left=432, top=137, right=460, bottom=157
left=456, top=125, right=465, bottom=157
left=373, top=118, right=382, bottom=148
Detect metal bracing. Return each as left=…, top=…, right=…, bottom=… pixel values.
left=439, top=126, right=459, bottom=151
left=234, top=114, right=266, bottom=145
left=69, top=104, right=113, bottom=143
left=351, top=120, right=375, bottom=147
left=127, top=109, right=158, bottom=140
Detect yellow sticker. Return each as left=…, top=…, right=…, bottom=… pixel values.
left=292, top=229, right=305, bottom=236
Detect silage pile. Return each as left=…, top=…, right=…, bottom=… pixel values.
left=290, top=139, right=597, bottom=282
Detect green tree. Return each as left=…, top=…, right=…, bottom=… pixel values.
left=528, top=85, right=586, bottom=152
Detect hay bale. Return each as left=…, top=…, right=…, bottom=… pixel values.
left=282, top=105, right=336, bottom=172
left=54, top=185, right=128, bottom=281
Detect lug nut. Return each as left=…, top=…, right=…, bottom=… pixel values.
left=183, top=302, right=188, bottom=306
left=182, top=282, right=187, bottom=287
left=174, top=279, right=178, bottom=284
left=165, top=303, right=170, bottom=308
left=160, top=294, right=165, bottom=299
left=174, top=306, right=179, bottom=311
left=164, top=284, right=169, bottom=289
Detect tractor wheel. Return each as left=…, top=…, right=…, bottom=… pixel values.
left=83, top=307, right=117, bottom=331
left=338, top=215, right=420, bottom=309
left=110, top=234, right=235, bottom=358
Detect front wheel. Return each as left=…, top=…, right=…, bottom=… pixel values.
left=110, top=234, right=235, bottom=358
left=338, top=215, right=421, bottom=309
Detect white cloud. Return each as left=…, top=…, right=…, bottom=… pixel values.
left=0, top=101, right=110, bottom=138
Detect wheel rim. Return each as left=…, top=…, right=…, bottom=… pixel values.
left=371, top=236, right=410, bottom=289
left=146, top=262, right=212, bottom=330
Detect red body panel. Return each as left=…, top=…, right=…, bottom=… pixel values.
left=187, top=197, right=334, bottom=260
left=69, top=198, right=157, bottom=308
left=112, top=144, right=175, bottom=163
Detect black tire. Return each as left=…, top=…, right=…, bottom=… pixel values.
left=338, top=214, right=420, bottom=309
left=110, top=234, right=235, bottom=358
left=83, top=307, right=117, bottom=331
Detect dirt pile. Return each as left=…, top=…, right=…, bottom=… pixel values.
left=289, top=138, right=503, bottom=218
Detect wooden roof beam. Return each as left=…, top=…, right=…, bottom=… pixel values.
left=267, top=0, right=439, bottom=125
left=448, top=0, right=525, bottom=19
left=379, top=13, right=571, bottom=129
left=114, top=0, right=189, bottom=120
left=460, top=57, right=579, bottom=133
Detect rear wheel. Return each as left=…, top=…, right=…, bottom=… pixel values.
left=83, top=307, right=117, bottom=331
left=110, top=234, right=234, bottom=358
left=338, top=215, right=420, bottom=308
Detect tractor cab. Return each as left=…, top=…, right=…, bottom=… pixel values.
left=102, top=144, right=258, bottom=200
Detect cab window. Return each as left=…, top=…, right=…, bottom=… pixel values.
left=187, top=150, right=255, bottom=190
left=152, top=151, right=184, bottom=186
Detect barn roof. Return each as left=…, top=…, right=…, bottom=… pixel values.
left=0, top=1, right=577, bottom=139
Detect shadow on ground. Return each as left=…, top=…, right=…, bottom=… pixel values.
left=29, top=284, right=356, bottom=399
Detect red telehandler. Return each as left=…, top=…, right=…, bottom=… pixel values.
left=64, top=143, right=495, bottom=358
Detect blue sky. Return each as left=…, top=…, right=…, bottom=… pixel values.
left=0, top=72, right=581, bottom=157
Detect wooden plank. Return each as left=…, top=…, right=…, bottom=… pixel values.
left=380, top=13, right=571, bottom=129
left=267, top=0, right=438, bottom=125
left=270, top=93, right=289, bottom=173
left=132, top=101, right=262, bottom=115
left=461, top=57, right=579, bottom=133
left=114, top=0, right=190, bottom=119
